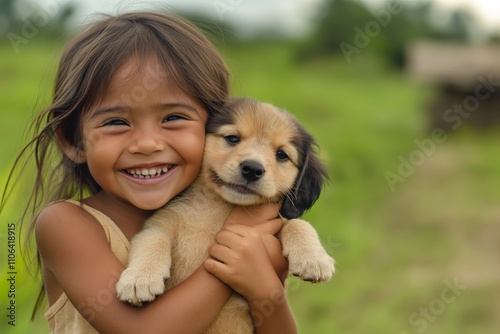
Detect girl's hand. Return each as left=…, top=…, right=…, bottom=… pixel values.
left=204, top=222, right=284, bottom=302
left=222, top=203, right=280, bottom=227
left=205, top=205, right=297, bottom=334
left=221, top=204, right=288, bottom=280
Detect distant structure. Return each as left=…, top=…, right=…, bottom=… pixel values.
left=406, top=40, right=500, bottom=131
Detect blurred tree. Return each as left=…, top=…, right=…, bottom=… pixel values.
left=295, top=0, right=374, bottom=61
left=174, top=11, right=239, bottom=44
left=0, top=0, right=17, bottom=33
left=445, top=8, right=474, bottom=41
left=295, top=0, right=477, bottom=68
left=489, top=34, right=500, bottom=44
left=1, top=0, right=75, bottom=39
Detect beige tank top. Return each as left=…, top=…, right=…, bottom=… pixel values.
left=44, top=200, right=130, bottom=333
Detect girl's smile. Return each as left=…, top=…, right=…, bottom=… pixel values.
left=122, top=164, right=177, bottom=184
left=124, top=164, right=173, bottom=178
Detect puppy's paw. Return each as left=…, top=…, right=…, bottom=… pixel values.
left=285, top=246, right=335, bottom=283
left=116, top=267, right=167, bottom=306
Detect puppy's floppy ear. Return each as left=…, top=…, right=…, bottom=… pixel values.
left=280, top=128, right=329, bottom=219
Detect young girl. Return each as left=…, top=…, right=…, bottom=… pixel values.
left=4, top=11, right=297, bottom=333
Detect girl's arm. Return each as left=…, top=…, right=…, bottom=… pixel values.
left=35, top=201, right=279, bottom=334
left=205, top=222, right=298, bottom=334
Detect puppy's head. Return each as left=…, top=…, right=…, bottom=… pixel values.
left=203, top=98, right=328, bottom=219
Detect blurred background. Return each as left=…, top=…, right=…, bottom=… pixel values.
left=1, top=0, right=500, bottom=333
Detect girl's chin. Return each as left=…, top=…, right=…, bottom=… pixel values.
left=132, top=202, right=165, bottom=212
left=129, top=196, right=173, bottom=212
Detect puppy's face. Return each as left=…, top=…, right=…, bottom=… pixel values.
left=202, top=98, right=328, bottom=218
left=202, top=100, right=300, bottom=206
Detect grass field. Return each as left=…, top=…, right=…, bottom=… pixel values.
left=1, top=38, right=500, bottom=334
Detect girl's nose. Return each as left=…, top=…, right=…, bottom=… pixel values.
left=128, top=128, right=165, bottom=155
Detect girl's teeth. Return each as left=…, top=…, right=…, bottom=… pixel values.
left=127, top=166, right=170, bottom=178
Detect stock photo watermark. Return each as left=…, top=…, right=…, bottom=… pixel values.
left=399, top=278, right=467, bottom=334
left=340, top=0, right=403, bottom=63
left=77, top=269, right=121, bottom=322
left=385, top=73, right=500, bottom=192
left=4, top=223, right=17, bottom=327
left=250, top=288, right=287, bottom=328
left=7, top=0, right=64, bottom=54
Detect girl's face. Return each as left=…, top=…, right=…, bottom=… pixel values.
left=80, top=56, right=208, bottom=211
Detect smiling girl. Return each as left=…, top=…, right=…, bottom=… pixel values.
left=3, top=11, right=297, bottom=334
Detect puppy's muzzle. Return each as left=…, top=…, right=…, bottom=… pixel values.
left=240, top=160, right=265, bottom=182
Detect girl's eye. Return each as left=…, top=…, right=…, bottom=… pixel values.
left=163, top=114, right=187, bottom=122
left=276, top=150, right=289, bottom=162
left=102, top=118, right=128, bottom=126
left=224, top=135, right=240, bottom=145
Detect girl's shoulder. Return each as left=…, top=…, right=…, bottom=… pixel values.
left=35, top=200, right=110, bottom=260
left=36, top=200, right=100, bottom=231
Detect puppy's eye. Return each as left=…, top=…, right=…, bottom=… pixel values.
left=224, top=135, right=240, bottom=145
left=276, top=150, right=289, bottom=162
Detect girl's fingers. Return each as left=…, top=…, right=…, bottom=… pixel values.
left=252, top=218, right=283, bottom=236
left=215, top=226, right=261, bottom=257
left=221, top=223, right=258, bottom=237
left=222, top=218, right=282, bottom=237
left=261, top=234, right=288, bottom=280
left=204, top=258, right=228, bottom=277
left=225, top=203, right=280, bottom=226
left=214, top=229, right=242, bottom=249
left=214, top=220, right=283, bottom=258
left=208, top=243, right=233, bottom=263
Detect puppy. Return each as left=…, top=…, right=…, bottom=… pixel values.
left=116, top=98, right=335, bottom=333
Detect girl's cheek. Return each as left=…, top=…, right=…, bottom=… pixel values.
left=82, top=128, right=105, bottom=151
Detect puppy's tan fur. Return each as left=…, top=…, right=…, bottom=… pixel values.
left=116, top=98, right=335, bottom=333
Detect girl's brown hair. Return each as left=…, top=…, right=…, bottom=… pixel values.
left=1, top=11, right=229, bottom=316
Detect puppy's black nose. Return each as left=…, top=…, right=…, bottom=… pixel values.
left=240, top=160, right=265, bottom=182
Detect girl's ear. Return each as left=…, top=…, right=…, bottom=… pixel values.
left=56, top=128, right=86, bottom=164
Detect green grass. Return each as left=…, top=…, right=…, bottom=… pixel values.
left=1, top=39, right=500, bottom=334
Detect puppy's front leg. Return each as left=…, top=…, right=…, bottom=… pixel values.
left=280, top=219, right=335, bottom=283
left=116, top=228, right=173, bottom=306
